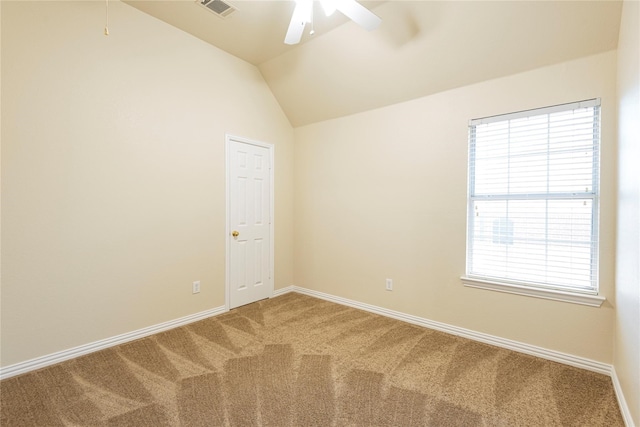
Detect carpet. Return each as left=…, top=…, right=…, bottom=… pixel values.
left=0, top=292, right=624, bottom=426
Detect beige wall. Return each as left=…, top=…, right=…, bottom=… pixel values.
left=294, top=51, right=618, bottom=363
left=1, top=1, right=294, bottom=367
left=615, top=0, right=640, bottom=424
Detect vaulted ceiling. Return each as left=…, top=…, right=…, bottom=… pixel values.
left=126, top=0, right=623, bottom=127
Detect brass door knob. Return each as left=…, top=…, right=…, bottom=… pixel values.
left=232, top=231, right=239, bottom=238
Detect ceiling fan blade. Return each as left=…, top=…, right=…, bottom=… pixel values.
left=284, top=1, right=310, bottom=45
left=284, top=19, right=305, bottom=45
left=336, top=0, right=381, bottom=31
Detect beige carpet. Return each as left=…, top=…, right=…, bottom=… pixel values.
left=0, top=292, right=624, bottom=426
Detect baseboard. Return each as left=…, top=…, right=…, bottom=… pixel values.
left=273, top=285, right=294, bottom=297
left=611, top=366, right=635, bottom=427
left=289, top=286, right=613, bottom=375
left=0, top=305, right=227, bottom=381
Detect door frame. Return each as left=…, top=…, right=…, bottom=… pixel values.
left=225, top=134, right=275, bottom=310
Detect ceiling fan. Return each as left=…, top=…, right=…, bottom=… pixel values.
left=284, top=0, right=382, bottom=45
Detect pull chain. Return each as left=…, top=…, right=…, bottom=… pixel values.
left=104, top=0, right=109, bottom=36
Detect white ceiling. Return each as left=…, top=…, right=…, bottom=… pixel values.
left=125, top=0, right=623, bottom=127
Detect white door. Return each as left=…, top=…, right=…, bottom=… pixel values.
left=227, top=136, right=273, bottom=309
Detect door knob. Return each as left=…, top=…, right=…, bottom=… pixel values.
left=232, top=231, right=239, bottom=238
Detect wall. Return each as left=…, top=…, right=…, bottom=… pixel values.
left=1, top=1, right=294, bottom=367
left=615, top=0, right=640, bottom=424
left=294, top=51, right=617, bottom=363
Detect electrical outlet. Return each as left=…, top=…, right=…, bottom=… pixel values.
left=386, top=278, right=393, bottom=291
left=192, top=280, right=201, bottom=294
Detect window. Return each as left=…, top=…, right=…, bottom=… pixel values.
left=462, top=99, right=605, bottom=307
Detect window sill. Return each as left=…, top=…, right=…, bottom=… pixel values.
left=460, top=276, right=605, bottom=307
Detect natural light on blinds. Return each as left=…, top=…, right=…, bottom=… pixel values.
left=467, top=99, right=600, bottom=293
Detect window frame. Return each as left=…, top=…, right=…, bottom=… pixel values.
left=461, top=99, right=605, bottom=307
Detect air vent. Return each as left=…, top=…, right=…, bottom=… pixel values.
left=199, top=0, right=237, bottom=18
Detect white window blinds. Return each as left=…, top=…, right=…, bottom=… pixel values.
left=467, top=99, right=600, bottom=294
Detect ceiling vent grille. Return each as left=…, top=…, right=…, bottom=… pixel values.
left=198, top=0, right=237, bottom=18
